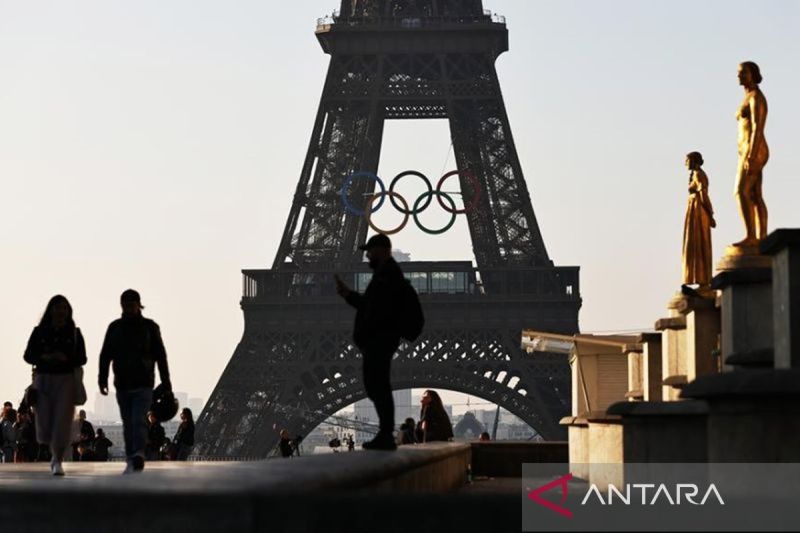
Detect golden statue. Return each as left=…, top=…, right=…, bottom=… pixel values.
left=734, top=61, right=769, bottom=247
left=683, top=152, right=716, bottom=290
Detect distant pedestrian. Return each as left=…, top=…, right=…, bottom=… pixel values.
left=278, top=429, right=293, bottom=458
left=2, top=402, right=12, bottom=419
left=72, top=409, right=95, bottom=461
left=146, top=411, right=166, bottom=461
left=172, top=408, right=195, bottom=461
left=1, top=408, right=17, bottom=462
left=93, top=428, right=113, bottom=462
left=98, top=289, right=172, bottom=474
left=400, top=417, right=417, bottom=445
left=76, top=441, right=96, bottom=461
left=417, top=390, right=453, bottom=443
left=335, top=234, right=424, bottom=450
left=347, top=434, right=355, bottom=452
left=293, top=434, right=303, bottom=456
left=479, top=432, right=491, bottom=442
left=14, top=410, right=37, bottom=462
left=23, top=295, right=88, bottom=475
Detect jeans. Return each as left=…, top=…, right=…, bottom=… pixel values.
left=362, top=341, right=399, bottom=435
left=116, top=388, right=153, bottom=460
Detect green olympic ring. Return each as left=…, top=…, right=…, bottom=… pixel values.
left=412, top=191, right=457, bottom=235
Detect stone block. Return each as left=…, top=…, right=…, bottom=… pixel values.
left=762, top=229, right=800, bottom=369
left=607, top=400, right=708, bottom=463
left=712, top=268, right=773, bottom=370
left=682, top=369, right=800, bottom=462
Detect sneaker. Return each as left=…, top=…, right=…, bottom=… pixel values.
left=362, top=434, right=397, bottom=451
left=132, top=455, right=145, bottom=472
left=51, top=462, right=65, bottom=476
left=122, top=461, right=133, bottom=475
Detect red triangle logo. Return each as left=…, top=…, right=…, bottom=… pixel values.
left=527, top=473, right=573, bottom=518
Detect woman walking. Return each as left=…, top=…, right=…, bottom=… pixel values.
left=173, top=408, right=195, bottom=461
left=23, top=295, right=87, bottom=475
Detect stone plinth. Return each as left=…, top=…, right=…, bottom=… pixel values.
left=639, top=333, right=663, bottom=402
left=586, top=413, right=623, bottom=490
left=682, top=369, right=800, bottom=462
left=655, top=306, right=687, bottom=401
left=624, top=343, right=644, bottom=400
left=762, top=229, right=800, bottom=369
left=675, top=294, right=721, bottom=381
left=712, top=268, right=773, bottom=369
left=606, top=400, right=708, bottom=463
left=561, top=416, right=589, bottom=480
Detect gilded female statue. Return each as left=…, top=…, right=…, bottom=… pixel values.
left=683, top=152, right=716, bottom=289
left=734, top=61, right=769, bottom=247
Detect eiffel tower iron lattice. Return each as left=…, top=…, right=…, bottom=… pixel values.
left=195, top=0, right=582, bottom=458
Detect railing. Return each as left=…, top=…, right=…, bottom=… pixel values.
left=242, top=263, right=580, bottom=302
left=316, top=12, right=505, bottom=31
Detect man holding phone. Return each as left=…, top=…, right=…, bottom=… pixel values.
left=335, top=234, right=406, bottom=450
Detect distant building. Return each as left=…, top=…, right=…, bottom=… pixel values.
left=392, top=249, right=411, bottom=262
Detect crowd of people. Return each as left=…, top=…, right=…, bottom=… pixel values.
left=0, top=401, right=195, bottom=464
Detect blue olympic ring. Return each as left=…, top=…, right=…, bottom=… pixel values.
left=340, top=172, right=386, bottom=216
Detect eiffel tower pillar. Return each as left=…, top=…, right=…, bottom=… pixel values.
left=195, top=0, right=581, bottom=458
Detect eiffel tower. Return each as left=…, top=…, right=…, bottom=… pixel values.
left=195, top=0, right=581, bottom=458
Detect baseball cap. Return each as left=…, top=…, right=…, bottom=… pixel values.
left=358, top=234, right=392, bottom=251
left=120, top=289, right=145, bottom=308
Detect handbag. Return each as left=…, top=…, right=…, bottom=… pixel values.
left=23, top=382, right=38, bottom=409
left=73, top=329, right=87, bottom=406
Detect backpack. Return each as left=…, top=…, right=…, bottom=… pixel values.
left=399, top=280, right=425, bottom=342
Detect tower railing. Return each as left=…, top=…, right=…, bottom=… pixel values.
left=242, top=263, right=579, bottom=302
left=316, top=12, right=505, bottom=31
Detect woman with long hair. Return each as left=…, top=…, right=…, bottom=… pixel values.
left=23, top=295, right=87, bottom=475
left=173, top=407, right=195, bottom=461
left=417, top=390, right=453, bottom=443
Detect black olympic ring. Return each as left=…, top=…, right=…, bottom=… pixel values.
left=340, top=169, right=483, bottom=234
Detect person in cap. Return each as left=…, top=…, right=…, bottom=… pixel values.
left=335, top=234, right=406, bottom=450
left=98, top=289, right=171, bottom=473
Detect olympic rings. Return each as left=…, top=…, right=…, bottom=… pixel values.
left=389, top=171, right=433, bottom=215
left=413, top=191, right=457, bottom=235
left=340, top=172, right=386, bottom=216
left=340, top=169, right=483, bottom=235
left=365, top=191, right=410, bottom=236
left=437, top=169, right=482, bottom=214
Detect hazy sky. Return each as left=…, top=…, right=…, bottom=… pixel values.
left=1, top=1, right=798, bottom=413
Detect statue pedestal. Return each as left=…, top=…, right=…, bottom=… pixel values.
left=655, top=292, right=720, bottom=400
left=712, top=254, right=773, bottom=369
left=607, top=400, right=708, bottom=463
left=762, top=229, right=800, bottom=369
left=682, top=369, right=800, bottom=461
left=717, top=244, right=772, bottom=270
left=678, top=230, right=800, bottom=462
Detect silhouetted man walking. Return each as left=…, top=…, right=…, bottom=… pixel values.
left=98, top=289, right=171, bottom=473
left=335, top=234, right=408, bottom=450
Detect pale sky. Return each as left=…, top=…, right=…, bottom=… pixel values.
left=1, top=1, right=798, bottom=413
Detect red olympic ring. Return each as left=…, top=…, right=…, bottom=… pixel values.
left=436, top=169, right=482, bottom=214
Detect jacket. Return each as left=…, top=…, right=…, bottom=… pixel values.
left=345, top=258, right=406, bottom=351
left=98, top=315, right=171, bottom=391
left=173, top=422, right=195, bottom=447
left=23, top=325, right=87, bottom=374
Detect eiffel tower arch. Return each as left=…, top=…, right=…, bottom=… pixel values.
left=195, top=0, right=581, bottom=458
